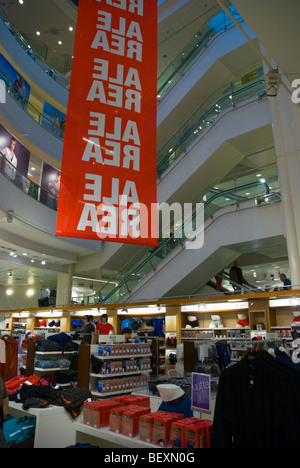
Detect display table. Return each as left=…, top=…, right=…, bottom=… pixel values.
left=8, top=401, right=77, bottom=448
left=74, top=421, right=171, bottom=449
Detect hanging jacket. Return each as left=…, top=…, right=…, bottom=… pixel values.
left=212, top=351, right=300, bottom=448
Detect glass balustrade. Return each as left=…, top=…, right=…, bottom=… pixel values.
left=157, top=68, right=266, bottom=177
left=0, top=150, right=58, bottom=211
left=0, top=63, right=65, bottom=141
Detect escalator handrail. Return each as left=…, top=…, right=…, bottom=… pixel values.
left=157, top=77, right=265, bottom=174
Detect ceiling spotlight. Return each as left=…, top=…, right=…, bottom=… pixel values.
left=265, top=68, right=281, bottom=97
left=6, top=212, right=13, bottom=223
left=58, top=40, right=62, bottom=45
left=69, top=26, right=73, bottom=31
left=41, top=261, right=46, bottom=265
left=36, top=31, right=40, bottom=36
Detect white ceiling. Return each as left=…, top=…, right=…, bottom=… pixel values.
left=0, top=0, right=77, bottom=60
left=232, top=0, right=300, bottom=86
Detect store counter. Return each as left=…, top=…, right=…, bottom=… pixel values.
left=8, top=401, right=77, bottom=448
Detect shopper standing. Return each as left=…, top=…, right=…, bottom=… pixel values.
left=96, top=314, right=115, bottom=335
left=279, top=273, right=292, bottom=290
left=81, top=315, right=95, bottom=344
left=229, top=261, right=244, bottom=292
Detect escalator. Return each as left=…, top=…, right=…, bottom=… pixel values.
left=76, top=178, right=280, bottom=304
left=207, top=270, right=260, bottom=295
left=111, top=195, right=283, bottom=302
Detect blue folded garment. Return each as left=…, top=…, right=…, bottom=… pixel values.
left=3, top=415, right=36, bottom=445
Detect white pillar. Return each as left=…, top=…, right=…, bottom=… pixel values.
left=268, top=82, right=300, bottom=287
left=56, top=264, right=74, bottom=307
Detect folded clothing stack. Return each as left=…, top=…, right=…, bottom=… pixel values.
left=35, top=359, right=71, bottom=369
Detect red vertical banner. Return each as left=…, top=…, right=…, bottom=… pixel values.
left=56, top=0, right=158, bottom=246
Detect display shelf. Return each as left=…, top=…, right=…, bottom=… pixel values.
left=74, top=421, right=170, bottom=448
left=89, top=340, right=152, bottom=399
left=90, top=385, right=150, bottom=398
left=35, top=367, right=71, bottom=372
left=90, top=370, right=152, bottom=378
left=35, top=351, right=75, bottom=356
left=95, top=353, right=152, bottom=360
left=8, top=401, right=76, bottom=449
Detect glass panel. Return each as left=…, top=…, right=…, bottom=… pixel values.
left=157, top=69, right=265, bottom=177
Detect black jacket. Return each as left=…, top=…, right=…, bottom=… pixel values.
left=212, top=351, right=300, bottom=448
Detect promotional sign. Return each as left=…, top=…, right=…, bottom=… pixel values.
left=56, top=0, right=158, bottom=246
left=191, top=373, right=211, bottom=413
left=40, top=162, right=61, bottom=210
left=0, top=122, right=30, bottom=189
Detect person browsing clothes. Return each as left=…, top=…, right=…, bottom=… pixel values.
left=96, top=313, right=115, bottom=335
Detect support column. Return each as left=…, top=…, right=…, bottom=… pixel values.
left=56, top=264, right=74, bottom=307
left=268, top=82, right=300, bottom=288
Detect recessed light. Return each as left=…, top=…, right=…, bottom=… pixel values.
left=69, top=26, right=73, bottom=31
left=41, top=261, right=46, bottom=265
left=58, top=40, right=62, bottom=45
left=36, top=31, right=40, bottom=36
left=26, top=289, right=35, bottom=297
left=6, top=289, right=13, bottom=296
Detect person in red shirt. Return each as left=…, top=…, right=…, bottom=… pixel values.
left=96, top=313, right=115, bottom=335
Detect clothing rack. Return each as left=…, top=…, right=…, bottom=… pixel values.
left=212, top=338, right=300, bottom=448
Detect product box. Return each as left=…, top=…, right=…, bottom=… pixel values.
left=109, top=405, right=128, bottom=434
left=185, top=420, right=213, bottom=449
left=152, top=413, right=184, bottom=447
left=121, top=395, right=150, bottom=408
left=82, top=402, right=91, bottom=425
left=121, top=406, right=151, bottom=438
left=83, top=400, right=121, bottom=428
left=112, top=395, right=131, bottom=405
left=138, top=411, right=168, bottom=443
left=171, top=417, right=201, bottom=448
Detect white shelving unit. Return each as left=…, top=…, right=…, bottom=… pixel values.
left=34, top=349, right=76, bottom=386
left=89, top=342, right=152, bottom=399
